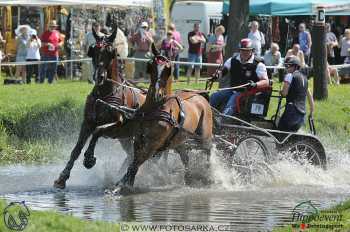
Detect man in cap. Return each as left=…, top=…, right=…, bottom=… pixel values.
left=278, top=55, right=314, bottom=132
left=130, top=21, right=154, bottom=79
left=209, top=38, right=269, bottom=116
left=39, top=20, right=63, bottom=84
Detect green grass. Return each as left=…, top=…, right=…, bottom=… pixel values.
left=0, top=79, right=91, bottom=164
left=274, top=200, right=350, bottom=232
left=0, top=75, right=349, bottom=164
left=0, top=199, right=119, bottom=232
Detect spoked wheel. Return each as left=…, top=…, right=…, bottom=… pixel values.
left=229, top=136, right=273, bottom=185
left=284, top=139, right=327, bottom=169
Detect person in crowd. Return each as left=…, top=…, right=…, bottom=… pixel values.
left=186, top=23, right=206, bottom=82
left=326, top=62, right=340, bottom=85
left=263, top=42, right=282, bottom=79
left=325, top=23, right=338, bottom=65
left=248, top=21, right=265, bottom=58
left=207, top=25, right=225, bottom=76
left=286, top=44, right=305, bottom=68
left=83, top=22, right=105, bottom=84
left=209, top=38, right=269, bottom=116
left=25, top=33, right=41, bottom=83
left=168, top=23, right=182, bottom=80
left=15, top=25, right=30, bottom=83
left=340, top=29, right=350, bottom=80
left=39, top=20, right=63, bottom=84
left=298, top=23, right=312, bottom=65
left=0, top=28, right=6, bottom=62
left=278, top=56, right=314, bottom=132
left=160, top=30, right=183, bottom=61
left=130, top=21, right=154, bottom=79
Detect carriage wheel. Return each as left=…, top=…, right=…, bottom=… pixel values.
left=284, top=140, right=327, bottom=169
left=229, top=136, right=273, bottom=184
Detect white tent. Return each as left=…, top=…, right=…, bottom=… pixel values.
left=0, top=0, right=152, bottom=7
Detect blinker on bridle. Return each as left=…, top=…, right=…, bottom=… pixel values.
left=155, top=55, right=170, bottom=65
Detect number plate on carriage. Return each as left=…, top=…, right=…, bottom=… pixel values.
left=251, top=103, right=264, bottom=115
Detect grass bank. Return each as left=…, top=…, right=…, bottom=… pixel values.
left=0, top=79, right=91, bottom=164
left=0, top=77, right=349, bottom=164
left=0, top=199, right=119, bottom=232
left=274, top=200, right=350, bottom=231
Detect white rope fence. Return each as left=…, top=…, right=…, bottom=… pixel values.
left=1, top=57, right=350, bottom=69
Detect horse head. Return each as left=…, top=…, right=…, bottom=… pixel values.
left=146, top=43, right=172, bottom=102
left=87, top=27, right=118, bottom=86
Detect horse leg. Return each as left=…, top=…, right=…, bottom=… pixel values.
left=54, top=120, right=94, bottom=189
left=112, top=160, right=140, bottom=195
left=116, top=139, right=134, bottom=177
left=83, top=131, right=99, bottom=169
left=175, top=145, right=191, bottom=185
left=83, top=122, right=126, bottom=169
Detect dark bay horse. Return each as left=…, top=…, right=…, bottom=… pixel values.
left=53, top=28, right=146, bottom=189
left=102, top=45, right=213, bottom=194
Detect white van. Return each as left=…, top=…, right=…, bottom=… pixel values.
left=171, top=1, right=223, bottom=58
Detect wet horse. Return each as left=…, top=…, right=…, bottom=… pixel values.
left=53, top=27, right=146, bottom=189
left=100, top=44, right=213, bottom=194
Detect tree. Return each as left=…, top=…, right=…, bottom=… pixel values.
left=224, top=0, right=250, bottom=59
left=311, top=24, right=328, bottom=100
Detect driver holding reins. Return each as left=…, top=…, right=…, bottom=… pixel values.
left=210, top=38, right=269, bottom=116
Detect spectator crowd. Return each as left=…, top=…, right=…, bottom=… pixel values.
left=0, top=18, right=350, bottom=85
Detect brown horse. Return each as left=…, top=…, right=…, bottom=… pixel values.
left=102, top=44, right=213, bottom=194
left=53, top=27, right=146, bottom=189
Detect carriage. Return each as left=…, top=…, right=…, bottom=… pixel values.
left=207, top=80, right=327, bottom=183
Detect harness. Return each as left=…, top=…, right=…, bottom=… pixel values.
left=134, top=95, right=186, bottom=152
left=91, top=81, right=141, bottom=122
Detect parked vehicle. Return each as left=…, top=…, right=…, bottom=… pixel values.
left=171, top=1, right=223, bottom=59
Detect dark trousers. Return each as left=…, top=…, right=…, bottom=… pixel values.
left=39, top=56, right=58, bottom=84
left=278, top=103, right=305, bottom=132
left=26, top=59, right=39, bottom=84
left=327, top=56, right=335, bottom=65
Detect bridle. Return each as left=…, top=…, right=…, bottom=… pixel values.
left=150, top=54, right=171, bottom=92
left=93, top=38, right=115, bottom=86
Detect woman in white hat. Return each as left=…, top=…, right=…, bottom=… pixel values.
left=15, top=25, right=31, bottom=83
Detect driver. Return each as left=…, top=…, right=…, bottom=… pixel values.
left=209, top=38, right=269, bottom=116
left=278, top=55, right=314, bottom=132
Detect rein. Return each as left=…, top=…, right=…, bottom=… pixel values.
left=106, top=78, right=147, bottom=93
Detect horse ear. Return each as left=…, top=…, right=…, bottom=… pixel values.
left=108, top=27, right=117, bottom=43
left=92, top=28, right=102, bottom=42
left=151, top=43, right=160, bottom=56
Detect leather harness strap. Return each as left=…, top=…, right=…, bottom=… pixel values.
left=133, top=95, right=187, bottom=152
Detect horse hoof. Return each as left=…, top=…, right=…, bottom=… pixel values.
left=83, top=156, right=96, bottom=169
left=112, top=185, right=133, bottom=195
left=53, top=178, right=66, bottom=189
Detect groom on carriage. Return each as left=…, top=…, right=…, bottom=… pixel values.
left=209, top=38, right=270, bottom=116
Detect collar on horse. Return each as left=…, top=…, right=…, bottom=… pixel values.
left=134, top=95, right=186, bottom=152
left=135, top=95, right=185, bottom=128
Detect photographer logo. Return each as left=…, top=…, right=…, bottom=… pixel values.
left=3, top=201, right=30, bottom=231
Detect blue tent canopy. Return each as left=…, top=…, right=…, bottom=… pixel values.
left=223, top=0, right=350, bottom=16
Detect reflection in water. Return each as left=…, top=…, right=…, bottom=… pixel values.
left=119, top=196, right=136, bottom=221
left=53, top=192, right=70, bottom=211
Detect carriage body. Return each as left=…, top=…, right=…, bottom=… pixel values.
left=211, top=85, right=327, bottom=182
